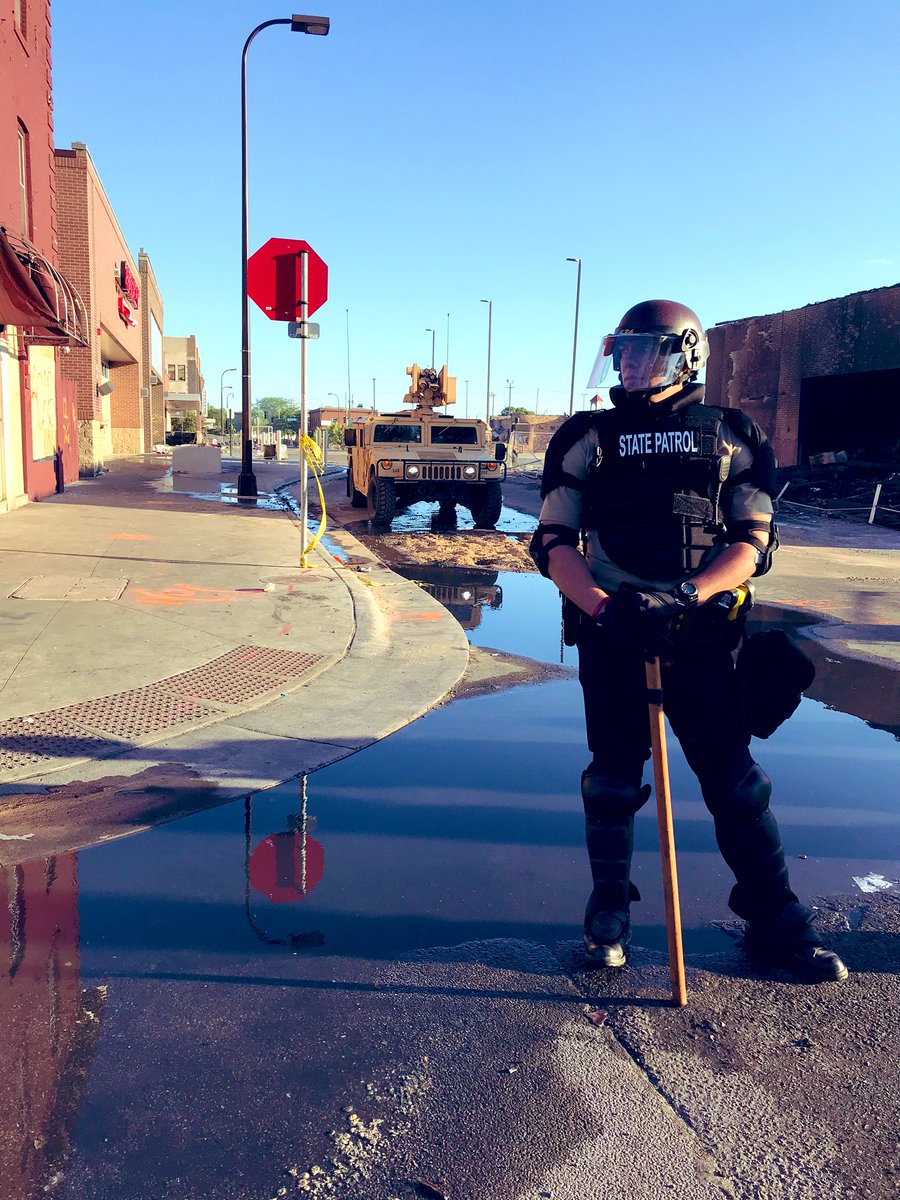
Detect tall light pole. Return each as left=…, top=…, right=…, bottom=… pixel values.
left=345, top=307, right=352, bottom=418
left=425, top=328, right=435, bottom=368
left=239, top=14, right=330, bottom=501
left=480, top=299, right=492, bottom=425
left=220, top=366, right=236, bottom=435
left=566, top=256, right=582, bottom=417
left=464, top=379, right=469, bottom=418
left=445, top=312, right=450, bottom=367
left=506, top=379, right=515, bottom=410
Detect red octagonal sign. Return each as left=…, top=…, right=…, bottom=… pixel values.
left=247, top=237, right=328, bottom=321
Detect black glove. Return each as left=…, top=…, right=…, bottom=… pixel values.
left=596, top=587, right=687, bottom=657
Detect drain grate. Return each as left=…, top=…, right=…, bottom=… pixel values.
left=61, top=687, right=218, bottom=739
left=213, top=645, right=323, bottom=680
left=165, top=665, right=286, bottom=704
left=0, top=715, right=123, bottom=771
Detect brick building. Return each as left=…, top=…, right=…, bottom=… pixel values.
left=0, top=0, right=87, bottom=506
left=705, top=284, right=900, bottom=467
left=308, top=404, right=374, bottom=433
left=140, top=249, right=165, bottom=450
left=55, top=142, right=159, bottom=471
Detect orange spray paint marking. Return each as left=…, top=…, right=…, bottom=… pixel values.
left=391, top=612, right=446, bottom=622
left=109, top=533, right=153, bottom=541
left=131, top=582, right=268, bottom=607
left=280, top=625, right=292, bottom=636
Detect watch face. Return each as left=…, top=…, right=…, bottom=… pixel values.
left=679, top=582, right=699, bottom=601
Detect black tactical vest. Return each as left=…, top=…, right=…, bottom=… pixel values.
left=581, top=398, right=731, bottom=578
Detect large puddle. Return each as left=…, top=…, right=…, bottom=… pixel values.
left=3, top=557, right=899, bottom=1197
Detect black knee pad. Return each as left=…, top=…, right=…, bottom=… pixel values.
left=581, top=771, right=652, bottom=819
left=705, top=762, right=772, bottom=821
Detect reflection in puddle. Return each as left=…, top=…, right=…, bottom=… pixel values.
left=148, top=469, right=288, bottom=510
left=385, top=499, right=536, bottom=534
left=0, top=855, right=105, bottom=1198
left=1, top=565, right=899, bottom=1192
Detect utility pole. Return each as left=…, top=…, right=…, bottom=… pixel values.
left=506, top=379, right=515, bottom=410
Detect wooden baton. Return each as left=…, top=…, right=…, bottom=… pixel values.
left=645, top=654, right=688, bottom=1007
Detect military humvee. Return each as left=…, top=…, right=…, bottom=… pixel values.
left=344, top=364, right=506, bottom=529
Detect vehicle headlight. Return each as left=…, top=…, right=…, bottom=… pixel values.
left=406, top=464, right=420, bottom=477
left=463, top=465, right=477, bottom=478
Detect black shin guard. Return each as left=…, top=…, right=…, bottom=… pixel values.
left=581, top=769, right=651, bottom=922
left=702, top=763, right=796, bottom=920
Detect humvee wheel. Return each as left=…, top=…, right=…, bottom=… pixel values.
left=347, top=469, right=367, bottom=508
left=470, top=480, right=502, bottom=528
left=367, top=475, right=397, bottom=527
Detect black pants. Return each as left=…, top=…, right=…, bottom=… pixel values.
left=577, top=614, right=797, bottom=925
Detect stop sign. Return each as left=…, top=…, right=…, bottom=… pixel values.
left=246, top=238, right=328, bottom=321
left=249, top=831, right=325, bottom=903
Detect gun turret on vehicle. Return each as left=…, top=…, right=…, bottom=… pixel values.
left=344, top=364, right=506, bottom=528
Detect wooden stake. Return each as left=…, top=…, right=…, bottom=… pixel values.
left=645, top=655, right=688, bottom=1007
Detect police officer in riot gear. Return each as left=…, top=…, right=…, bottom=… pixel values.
left=532, top=299, right=847, bottom=982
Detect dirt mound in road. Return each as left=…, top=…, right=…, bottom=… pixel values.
left=368, top=530, right=537, bottom=572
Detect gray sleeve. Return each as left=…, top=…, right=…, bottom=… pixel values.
left=538, top=431, right=596, bottom=529
left=723, top=429, right=774, bottom=523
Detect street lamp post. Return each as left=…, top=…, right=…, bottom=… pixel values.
left=480, top=299, right=492, bottom=426
left=425, top=328, right=435, bottom=368
left=464, top=379, right=469, bottom=418
left=345, top=308, right=352, bottom=419
left=506, top=379, right=515, bottom=410
left=566, top=256, right=582, bottom=417
left=220, top=367, right=237, bottom=439
left=239, top=13, right=330, bottom=502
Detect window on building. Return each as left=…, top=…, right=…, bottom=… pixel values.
left=17, top=123, right=31, bottom=239
left=14, top=0, right=27, bottom=37
left=167, top=365, right=176, bottom=382
left=177, top=364, right=187, bottom=382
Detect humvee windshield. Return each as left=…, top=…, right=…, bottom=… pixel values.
left=430, top=424, right=478, bottom=445
left=373, top=424, right=422, bottom=443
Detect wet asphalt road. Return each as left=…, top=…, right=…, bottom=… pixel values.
left=3, top=490, right=899, bottom=1200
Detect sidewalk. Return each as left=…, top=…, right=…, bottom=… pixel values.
left=0, top=456, right=468, bottom=861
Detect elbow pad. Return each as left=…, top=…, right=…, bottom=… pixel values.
left=529, top=523, right=579, bottom=578
left=725, top=520, right=779, bottom=576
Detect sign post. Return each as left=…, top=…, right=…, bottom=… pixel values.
left=299, top=250, right=310, bottom=564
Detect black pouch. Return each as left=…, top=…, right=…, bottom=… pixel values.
left=736, top=630, right=816, bottom=738
left=562, top=594, right=583, bottom=647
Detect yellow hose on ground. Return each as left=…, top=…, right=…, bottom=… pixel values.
left=298, top=434, right=327, bottom=568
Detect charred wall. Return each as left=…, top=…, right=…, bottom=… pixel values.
left=705, top=284, right=900, bottom=466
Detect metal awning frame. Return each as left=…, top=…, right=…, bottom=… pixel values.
left=2, top=229, right=89, bottom=347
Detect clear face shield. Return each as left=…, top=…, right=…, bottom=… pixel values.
left=588, top=333, right=689, bottom=393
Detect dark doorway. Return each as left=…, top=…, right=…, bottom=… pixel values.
left=799, top=368, right=900, bottom=463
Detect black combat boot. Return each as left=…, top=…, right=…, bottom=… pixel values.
left=583, top=907, right=631, bottom=968
left=743, top=901, right=849, bottom=982
left=581, top=768, right=650, bottom=970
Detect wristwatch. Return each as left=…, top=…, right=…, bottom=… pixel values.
left=674, top=580, right=700, bottom=608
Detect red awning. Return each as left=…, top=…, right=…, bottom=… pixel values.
left=0, top=227, right=88, bottom=345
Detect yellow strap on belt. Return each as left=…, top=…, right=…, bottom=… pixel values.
left=298, top=434, right=327, bottom=568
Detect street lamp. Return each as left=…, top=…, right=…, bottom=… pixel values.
left=506, top=379, right=515, bottom=410
left=480, top=299, right=492, bottom=426
left=220, top=367, right=237, bottom=437
left=566, top=256, right=582, bottom=417
left=464, top=379, right=469, bottom=418
left=239, top=13, right=330, bottom=502
left=425, top=328, right=435, bottom=368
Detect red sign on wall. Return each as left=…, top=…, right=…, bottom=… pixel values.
left=119, top=261, right=140, bottom=308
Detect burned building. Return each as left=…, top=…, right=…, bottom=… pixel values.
left=705, top=284, right=900, bottom=467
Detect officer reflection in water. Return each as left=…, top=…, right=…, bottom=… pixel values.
left=531, top=300, right=847, bottom=982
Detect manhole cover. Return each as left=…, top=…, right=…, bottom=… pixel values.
left=10, top=576, right=129, bottom=601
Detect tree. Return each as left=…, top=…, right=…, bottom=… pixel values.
left=500, top=405, right=533, bottom=417
left=252, top=396, right=299, bottom=432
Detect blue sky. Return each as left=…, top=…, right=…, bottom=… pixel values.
left=52, top=1, right=899, bottom=417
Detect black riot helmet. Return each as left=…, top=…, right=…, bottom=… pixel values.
left=588, top=300, right=709, bottom=395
